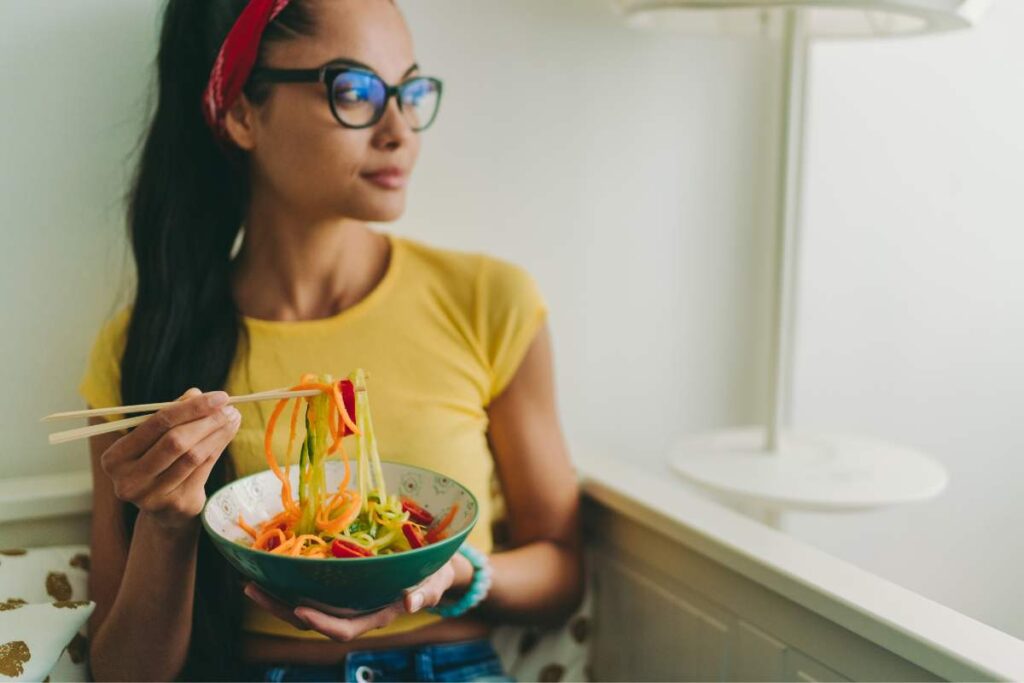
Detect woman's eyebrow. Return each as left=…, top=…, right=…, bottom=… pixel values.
left=325, top=57, right=420, bottom=79
left=325, top=57, right=373, bottom=70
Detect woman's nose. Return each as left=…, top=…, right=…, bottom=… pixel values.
left=371, top=97, right=413, bottom=150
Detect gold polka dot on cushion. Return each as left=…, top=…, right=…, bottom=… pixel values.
left=0, top=640, right=32, bottom=678
left=519, top=629, right=540, bottom=655
left=570, top=616, right=589, bottom=643
left=539, top=663, right=566, bottom=682
left=69, top=554, right=91, bottom=572
left=0, top=599, right=27, bottom=612
left=45, top=573, right=73, bottom=601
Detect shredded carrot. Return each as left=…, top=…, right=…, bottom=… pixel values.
left=317, top=494, right=361, bottom=536
left=264, top=398, right=299, bottom=515
left=294, top=534, right=327, bottom=546
left=329, top=405, right=340, bottom=441
left=335, top=440, right=351, bottom=493
left=426, top=503, right=460, bottom=543
left=237, top=514, right=259, bottom=539
left=263, top=509, right=297, bottom=529
left=316, top=491, right=350, bottom=525
left=254, top=528, right=286, bottom=551
left=288, top=535, right=325, bottom=556
left=272, top=537, right=299, bottom=555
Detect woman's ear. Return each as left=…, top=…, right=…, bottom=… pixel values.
left=223, top=94, right=258, bottom=151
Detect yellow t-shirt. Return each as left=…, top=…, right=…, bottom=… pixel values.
left=79, top=233, right=547, bottom=640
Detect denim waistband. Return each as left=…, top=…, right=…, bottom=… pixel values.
left=245, top=638, right=512, bottom=682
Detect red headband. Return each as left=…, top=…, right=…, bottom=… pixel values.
left=202, top=0, right=292, bottom=143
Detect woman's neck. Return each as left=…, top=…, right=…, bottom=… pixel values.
left=231, top=208, right=391, bottom=323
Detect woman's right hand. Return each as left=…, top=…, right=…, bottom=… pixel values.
left=99, top=388, right=241, bottom=531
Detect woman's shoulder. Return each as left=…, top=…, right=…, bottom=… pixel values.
left=395, top=236, right=547, bottom=384
left=394, top=234, right=540, bottom=298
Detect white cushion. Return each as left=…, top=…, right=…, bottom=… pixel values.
left=491, top=584, right=593, bottom=682
left=0, top=546, right=92, bottom=682
left=0, top=602, right=94, bottom=682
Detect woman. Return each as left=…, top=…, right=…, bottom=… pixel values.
left=80, top=0, right=581, bottom=680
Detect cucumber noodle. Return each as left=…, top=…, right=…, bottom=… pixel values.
left=236, top=369, right=457, bottom=558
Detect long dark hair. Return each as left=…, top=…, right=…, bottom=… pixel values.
left=120, top=0, right=316, bottom=678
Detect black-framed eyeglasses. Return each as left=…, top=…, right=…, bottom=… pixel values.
left=250, top=60, right=443, bottom=132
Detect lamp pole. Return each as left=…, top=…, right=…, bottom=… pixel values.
left=765, top=8, right=809, bottom=452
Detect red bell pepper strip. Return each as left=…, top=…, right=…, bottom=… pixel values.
left=338, top=380, right=356, bottom=436
left=402, top=522, right=426, bottom=549
left=401, top=498, right=434, bottom=526
left=331, top=538, right=371, bottom=558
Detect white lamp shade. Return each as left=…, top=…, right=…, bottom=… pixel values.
left=613, top=0, right=989, bottom=38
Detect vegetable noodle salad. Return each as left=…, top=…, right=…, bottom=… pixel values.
left=237, top=369, right=459, bottom=558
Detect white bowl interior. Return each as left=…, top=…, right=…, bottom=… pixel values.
left=204, top=461, right=477, bottom=545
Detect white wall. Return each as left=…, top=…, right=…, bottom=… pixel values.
left=785, top=1, right=1024, bottom=640
left=0, top=1, right=154, bottom=479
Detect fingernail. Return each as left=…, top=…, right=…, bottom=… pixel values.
left=222, top=405, right=241, bottom=422
left=408, top=592, right=423, bottom=613
left=208, top=391, right=229, bottom=407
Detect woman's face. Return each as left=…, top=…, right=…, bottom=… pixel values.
left=238, top=0, right=421, bottom=224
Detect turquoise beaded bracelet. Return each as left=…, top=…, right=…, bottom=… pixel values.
left=428, top=544, right=492, bottom=618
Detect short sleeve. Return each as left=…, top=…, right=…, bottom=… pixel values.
left=475, top=257, right=549, bottom=402
left=78, top=308, right=130, bottom=420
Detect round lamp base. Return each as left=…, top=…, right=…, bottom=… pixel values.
left=669, top=427, right=948, bottom=512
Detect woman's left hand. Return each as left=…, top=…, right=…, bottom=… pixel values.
left=242, top=556, right=467, bottom=642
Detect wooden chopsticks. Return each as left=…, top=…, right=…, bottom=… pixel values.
left=44, top=387, right=324, bottom=446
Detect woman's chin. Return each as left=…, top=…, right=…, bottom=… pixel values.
left=351, top=197, right=407, bottom=223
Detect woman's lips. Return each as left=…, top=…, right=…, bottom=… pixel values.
left=361, top=168, right=407, bottom=190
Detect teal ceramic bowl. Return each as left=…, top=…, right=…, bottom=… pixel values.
left=201, top=460, right=478, bottom=614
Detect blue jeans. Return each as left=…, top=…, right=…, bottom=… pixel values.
left=244, top=639, right=514, bottom=682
